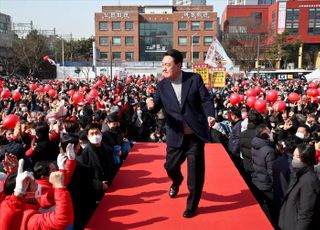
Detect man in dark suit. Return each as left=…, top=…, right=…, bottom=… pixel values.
left=146, top=49, right=215, bottom=218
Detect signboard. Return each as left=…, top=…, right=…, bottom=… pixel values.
left=209, top=68, right=226, bottom=88
left=277, top=2, right=287, bottom=34
left=193, top=64, right=209, bottom=84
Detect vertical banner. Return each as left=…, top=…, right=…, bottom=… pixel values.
left=277, top=2, right=287, bottom=34
left=193, top=64, right=209, bottom=84
left=209, top=68, right=226, bottom=88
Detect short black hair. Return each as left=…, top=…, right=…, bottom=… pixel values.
left=4, top=172, right=17, bottom=195
left=256, top=123, right=269, bottom=139
left=86, top=123, right=101, bottom=135
left=33, top=161, right=51, bottom=180
left=60, top=133, right=79, bottom=152
left=296, top=143, right=317, bottom=166
left=231, top=108, right=242, bottom=119
left=248, top=110, right=264, bottom=126
left=164, top=49, right=183, bottom=65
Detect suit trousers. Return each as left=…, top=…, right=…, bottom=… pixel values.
left=165, top=134, right=205, bottom=211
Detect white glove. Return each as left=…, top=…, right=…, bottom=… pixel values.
left=57, top=153, right=67, bottom=170
left=66, top=143, right=75, bottom=160
left=14, top=159, right=34, bottom=195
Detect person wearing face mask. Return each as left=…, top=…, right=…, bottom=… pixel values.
left=295, top=124, right=311, bottom=141
left=251, top=124, right=277, bottom=227
left=279, top=144, right=320, bottom=230
left=77, top=123, right=116, bottom=202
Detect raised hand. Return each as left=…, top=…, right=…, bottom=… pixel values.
left=66, top=143, right=76, bottom=160
left=14, top=159, right=34, bottom=196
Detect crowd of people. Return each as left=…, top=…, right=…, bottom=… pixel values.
left=0, top=68, right=319, bottom=229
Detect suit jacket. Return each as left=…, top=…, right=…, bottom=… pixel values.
left=151, top=71, right=214, bottom=148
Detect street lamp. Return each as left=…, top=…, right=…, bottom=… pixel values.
left=191, top=32, right=199, bottom=66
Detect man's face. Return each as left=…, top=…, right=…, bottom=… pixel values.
left=87, top=128, right=101, bottom=138
left=161, top=55, right=181, bottom=80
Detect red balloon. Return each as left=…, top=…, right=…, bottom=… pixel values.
left=85, top=94, right=93, bottom=103
left=137, top=79, right=142, bottom=85
left=246, top=88, right=256, bottom=97
left=273, top=101, right=286, bottom=113
left=254, top=86, right=261, bottom=94
left=89, top=88, right=99, bottom=97
left=29, top=83, right=37, bottom=91
left=255, top=99, right=267, bottom=113
left=126, top=78, right=132, bottom=84
left=68, top=89, right=75, bottom=97
left=0, top=81, right=5, bottom=87
left=288, top=92, right=300, bottom=103
left=44, top=85, right=52, bottom=92
left=35, top=86, right=45, bottom=93
left=43, top=56, right=49, bottom=61
left=95, top=80, right=103, bottom=88
left=72, top=92, right=84, bottom=104
left=234, top=86, right=240, bottom=92
left=317, top=88, right=320, bottom=96
left=246, top=96, right=256, bottom=108
left=309, top=82, right=317, bottom=89
left=239, top=94, right=245, bottom=102
left=241, top=81, right=247, bottom=86
left=230, top=94, right=240, bottom=106
left=12, top=91, right=21, bottom=101
left=307, top=88, right=318, bottom=97
left=48, top=89, right=57, bottom=98
left=2, top=114, right=20, bottom=129
left=1, top=88, right=11, bottom=99
left=266, top=90, right=278, bottom=103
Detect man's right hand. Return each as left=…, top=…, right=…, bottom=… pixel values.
left=146, top=97, right=154, bottom=110
left=49, top=171, right=65, bottom=188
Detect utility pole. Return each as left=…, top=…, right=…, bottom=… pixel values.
left=256, top=33, right=260, bottom=77
left=110, top=39, right=113, bottom=81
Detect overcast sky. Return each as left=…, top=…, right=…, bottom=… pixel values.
left=0, top=0, right=227, bottom=39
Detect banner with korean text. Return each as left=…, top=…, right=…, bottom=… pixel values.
left=193, top=64, right=209, bottom=84
left=210, top=68, right=226, bottom=88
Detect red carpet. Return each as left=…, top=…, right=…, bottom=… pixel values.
left=86, top=143, right=273, bottom=230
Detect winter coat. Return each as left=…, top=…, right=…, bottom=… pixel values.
left=228, top=119, right=242, bottom=157
left=240, top=123, right=257, bottom=174
left=0, top=187, right=73, bottom=230
left=251, top=137, right=276, bottom=191
left=279, top=167, right=320, bottom=230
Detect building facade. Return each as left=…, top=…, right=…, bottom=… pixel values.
left=228, top=0, right=275, bottom=5
left=170, top=0, right=207, bottom=6
left=0, top=12, right=13, bottom=58
left=222, top=0, right=320, bottom=68
left=95, top=5, right=217, bottom=65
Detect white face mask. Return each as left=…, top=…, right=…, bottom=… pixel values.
left=295, top=132, right=305, bottom=139
left=80, top=143, right=88, bottom=149
left=88, top=135, right=102, bottom=144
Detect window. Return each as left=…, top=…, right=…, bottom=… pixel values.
left=251, top=12, right=262, bottom=28
left=308, top=8, right=320, bottom=35
left=112, top=37, right=121, bottom=45
left=125, top=52, right=134, bottom=61
left=204, top=36, right=212, bottom=45
left=286, top=9, right=299, bottom=35
left=192, top=36, right=200, bottom=45
left=99, top=22, right=108, bottom=30
left=112, top=21, right=121, bottom=30
left=181, top=52, right=186, bottom=60
left=113, top=52, right=121, bottom=60
left=125, top=36, right=134, bottom=45
left=99, top=36, right=108, bottom=46
left=100, top=52, right=108, bottom=59
left=178, top=36, right=187, bottom=45
left=192, top=52, right=200, bottom=60
left=191, top=21, right=200, bottom=30
left=125, top=21, right=133, bottom=30
left=204, top=21, right=213, bottom=30
left=178, top=21, right=187, bottom=30
left=203, top=52, right=207, bottom=60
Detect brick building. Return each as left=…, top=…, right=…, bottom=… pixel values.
left=222, top=0, right=320, bottom=69
left=95, top=5, right=217, bottom=65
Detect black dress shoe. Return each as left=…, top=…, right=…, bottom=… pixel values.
left=183, top=209, right=196, bottom=218
left=169, top=184, right=179, bottom=198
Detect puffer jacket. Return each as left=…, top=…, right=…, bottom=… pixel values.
left=251, top=137, right=276, bottom=191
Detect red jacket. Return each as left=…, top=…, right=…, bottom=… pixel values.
left=0, top=188, right=74, bottom=230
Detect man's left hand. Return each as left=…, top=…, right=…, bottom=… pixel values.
left=208, top=116, right=215, bottom=127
